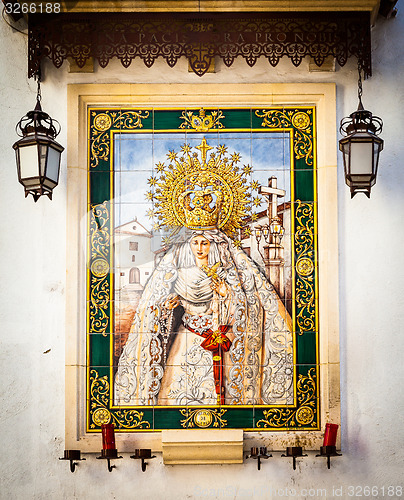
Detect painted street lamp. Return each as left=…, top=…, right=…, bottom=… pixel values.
left=270, top=216, right=285, bottom=245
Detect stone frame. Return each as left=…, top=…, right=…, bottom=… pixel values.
left=66, top=83, right=339, bottom=453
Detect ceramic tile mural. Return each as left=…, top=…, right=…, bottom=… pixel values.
left=87, top=107, right=318, bottom=432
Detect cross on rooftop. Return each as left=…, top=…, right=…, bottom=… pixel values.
left=258, top=176, right=286, bottom=220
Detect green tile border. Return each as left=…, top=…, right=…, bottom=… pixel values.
left=87, top=106, right=319, bottom=432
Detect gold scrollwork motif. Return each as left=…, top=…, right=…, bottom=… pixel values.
left=179, top=108, right=225, bottom=132
left=90, top=277, right=109, bottom=333
left=90, top=202, right=110, bottom=258
left=90, top=202, right=111, bottom=334
left=295, top=201, right=316, bottom=334
left=256, top=367, right=317, bottom=428
left=90, top=110, right=150, bottom=168
left=179, top=408, right=227, bottom=428
left=255, top=109, right=313, bottom=165
left=89, top=370, right=151, bottom=430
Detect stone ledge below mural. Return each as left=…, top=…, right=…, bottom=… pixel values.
left=162, top=429, right=243, bottom=464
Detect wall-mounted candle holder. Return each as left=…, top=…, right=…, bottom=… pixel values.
left=316, top=423, right=341, bottom=468
left=96, top=448, right=123, bottom=472
left=96, top=423, right=122, bottom=471
left=316, top=445, right=342, bottom=469
left=130, top=449, right=156, bottom=472
left=245, top=446, right=272, bottom=470
left=59, top=450, right=85, bottom=473
left=281, top=446, right=307, bottom=470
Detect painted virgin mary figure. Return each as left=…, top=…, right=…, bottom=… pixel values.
left=114, top=138, right=293, bottom=406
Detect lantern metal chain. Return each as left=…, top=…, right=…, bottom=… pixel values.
left=35, top=70, right=42, bottom=104
left=36, top=79, right=42, bottom=103
left=357, top=62, right=363, bottom=105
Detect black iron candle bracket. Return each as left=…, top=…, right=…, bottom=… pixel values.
left=96, top=450, right=123, bottom=472
left=246, top=447, right=272, bottom=471
left=281, top=447, right=308, bottom=470
left=59, top=450, right=86, bottom=473
left=315, top=446, right=342, bottom=469
left=130, top=451, right=156, bottom=472
left=130, top=455, right=156, bottom=472
left=246, top=453, right=272, bottom=471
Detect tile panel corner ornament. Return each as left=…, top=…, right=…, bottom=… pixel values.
left=255, top=109, right=313, bottom=165
left=90, top=110, right=150, bottom=168
left=256, top=367, right=317, bottom=428
left=87, top=105, right=319, bottom=432
left=90, top=370, right=151, bottom=429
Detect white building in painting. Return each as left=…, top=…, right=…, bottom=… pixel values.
left=114, top=218, right=156, bottom=351
left=114, top=217, right=154, bottom=291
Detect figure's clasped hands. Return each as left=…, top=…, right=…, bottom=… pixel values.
left=211, top=279, right=228, bottom=297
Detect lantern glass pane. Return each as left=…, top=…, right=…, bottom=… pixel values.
left=373, top=143, right=382, bottom=172
left=19, top=144, right=39, bottom=179
left=39, top=144, right=48, bottom=176
left=46, top=146, right=61, bottom=183
left=350, top=141, right=373, bottom=175
left=339, top=140, right=350, bottom=176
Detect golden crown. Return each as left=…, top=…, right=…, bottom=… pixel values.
left=179, top=188, right=223, bottom=230
left=148, top=136, right=252, bottom=242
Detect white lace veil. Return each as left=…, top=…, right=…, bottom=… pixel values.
left=114, top=227, right=294, bottom=406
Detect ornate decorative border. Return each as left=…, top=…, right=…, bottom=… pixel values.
left=87, top=106, right=318, bottom=431
left=295, top=201, right=316, bottom=335
left=89, top=202, right=111, bottom=334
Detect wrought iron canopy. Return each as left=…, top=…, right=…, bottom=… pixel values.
left=28, top=11, right=372, bottom=77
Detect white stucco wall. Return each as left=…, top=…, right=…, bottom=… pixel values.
left=1, top=12, right=403, bottom=499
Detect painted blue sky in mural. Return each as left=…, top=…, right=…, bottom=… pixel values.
left=114, top=131, right=291, bottom=234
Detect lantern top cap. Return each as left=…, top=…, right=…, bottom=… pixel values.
left=15, top=98, right=61, bottom=139
left=340, top=98, right=383, bottom=137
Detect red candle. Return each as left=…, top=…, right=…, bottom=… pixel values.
left=323, top=423, right=339, bottom=447
left=101, top=423, right=116, bottom=450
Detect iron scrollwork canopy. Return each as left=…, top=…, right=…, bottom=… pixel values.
left=28, top=11, right=371, bottom=77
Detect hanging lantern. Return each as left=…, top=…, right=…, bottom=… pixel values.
left=12, top=81, right=63, bottom=202
left=339, top=67, right=384, bottom=198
